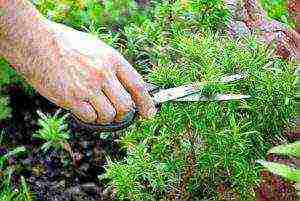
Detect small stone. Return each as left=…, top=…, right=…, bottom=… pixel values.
left=73, top=152, right=83, bottom=166
left=81, top=182, right=97, bottom=193
left=56, top=180, right=66, bottom=189
left=67, top=186, right=81, bottom=194
left=80, top=141, right=92, bottom=149
left=79, top=163, right=90, bottom=172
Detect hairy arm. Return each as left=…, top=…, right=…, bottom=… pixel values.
left=0, top=0, right=57, bottom=76
left=0, top=0, right=156, bottom=124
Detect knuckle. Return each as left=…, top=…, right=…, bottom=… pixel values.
left=97, top=105, right=116, bottom=124
left=72, top=102, right=97, bottom=123
left=117, top=94, right=135, bottom=112
left=115, top=107, right=135, bottom=123
left=117, top=102, right=134, bottom=115
left=115, top=98, right=135, bottom=122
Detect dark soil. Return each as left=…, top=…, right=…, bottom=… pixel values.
left=0, top=85, right=298, bottom=201
left=0, top=86, right=124, bottom=201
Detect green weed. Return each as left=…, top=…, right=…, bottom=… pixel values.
left=0, top=172, right=34, bottom=201
left=33, top=0, right=150, bottom=30
left=0, top=132, right=33, bottom=201
left=33, top=110, right=70, bottom=152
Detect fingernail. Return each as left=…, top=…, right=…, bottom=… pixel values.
left=115, top=108, right=136, bottom=123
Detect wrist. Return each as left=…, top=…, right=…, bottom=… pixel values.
left=0, top=0, right=45, bottom=38
left=0, top=0, right=55, bottom=76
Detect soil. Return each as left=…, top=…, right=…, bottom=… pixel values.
left=0, top=85, right=298, bottom=201
left=0, top=86, right=124, bottom=201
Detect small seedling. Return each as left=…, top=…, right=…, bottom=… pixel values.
left=33, top=110, right=70, bottom=152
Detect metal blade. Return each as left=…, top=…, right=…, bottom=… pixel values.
left=152, top=82, right=206, bottom=104
left=152, top=73, right=245, bottom=104
left=175, top=94, right=251, bottom=102
left=145, top=82, right=160, bottom=93
left=218, top=73, right=246, bottom=83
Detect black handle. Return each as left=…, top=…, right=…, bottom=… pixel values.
left=70, top=108, right=138, bottom=132
left=69, top=83, right=160, bottom=132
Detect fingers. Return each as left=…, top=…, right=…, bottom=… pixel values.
left=116, top=57, right=157, bottom=118
left=102, top=74, right=135, bottom=122
left=71, top=101, right=97, bottom=123
left=89, top=92, right=116, bottom=124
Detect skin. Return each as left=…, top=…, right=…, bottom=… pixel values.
left=0, top=0, right=157, bottom=125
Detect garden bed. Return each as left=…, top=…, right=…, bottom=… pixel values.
left=0, top=85, right=297, bottom=200
left=0, top=86, right=120, bottom=200
left=0, top=0, right=298, bottom=200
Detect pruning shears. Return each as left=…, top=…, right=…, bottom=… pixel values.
left=72, top=74, right=250, bottom=132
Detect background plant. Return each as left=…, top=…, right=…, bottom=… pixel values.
left=122, top=0, right=230, bottom=74
left=33, top=0, right=150, bottom=30
left=0, top=59, right=34, bottom=121
left=257, top=141, right=300, bottom=182
left=0, top=131, right=33, bottom=201
left=260, top=0, right=296, bottom=28
left=0, top=96, right=11, bottom=121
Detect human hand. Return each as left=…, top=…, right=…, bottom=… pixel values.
left=20, top=19, right=157, bottom=124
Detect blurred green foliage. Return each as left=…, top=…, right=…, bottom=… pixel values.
left=258, top=141, right=300, bottom=182
left=261, top=0, right=295, bottom=27
left=33, top=0, right=150, bottom=30
left=0, top=59, right=33, bottom=121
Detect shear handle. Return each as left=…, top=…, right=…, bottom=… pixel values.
left=71, top=108, right=138, bottom=132
left=71, top=83, right=160, bottom=132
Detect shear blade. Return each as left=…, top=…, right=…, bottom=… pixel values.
left=218, top=73, right=246, bottom=83
left=152, top=73, right=246, bottom=104
left=175, top=94, right=251, bottom=102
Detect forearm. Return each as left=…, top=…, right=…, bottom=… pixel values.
left=0, top=0, right=55, bottom=76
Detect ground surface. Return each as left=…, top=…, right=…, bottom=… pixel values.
left=0, top=86, right=124, bottom=201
